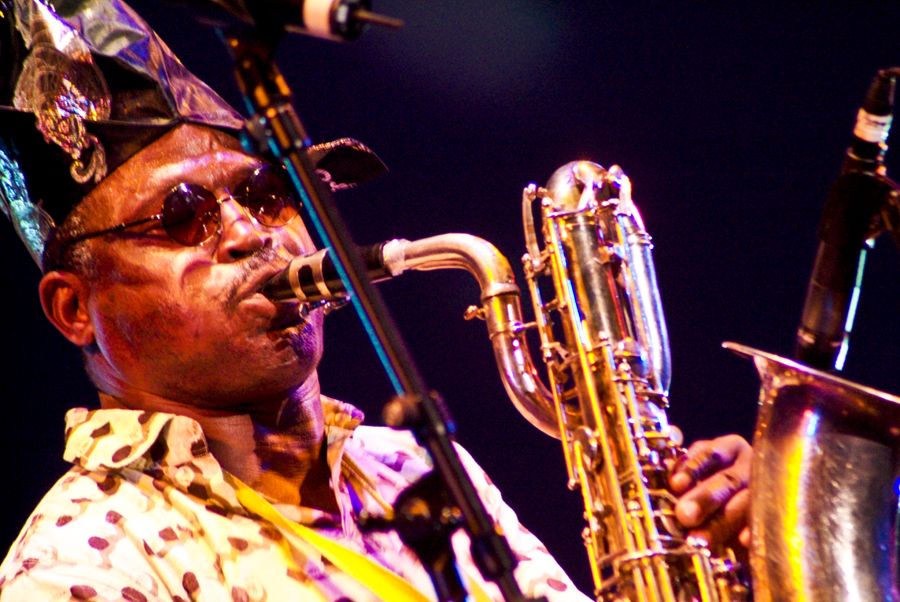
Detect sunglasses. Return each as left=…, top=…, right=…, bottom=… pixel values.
left=61, top=165, right=300, bottom=249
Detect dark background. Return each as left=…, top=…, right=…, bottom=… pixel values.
left=4, top=0, right=900, bottom=594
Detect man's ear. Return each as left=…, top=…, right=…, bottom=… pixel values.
left=39, top=271, right=95, bottom=347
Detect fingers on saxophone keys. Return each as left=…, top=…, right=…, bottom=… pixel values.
left=669, top=434, right=751, bottom=494
left=675, top=462, right=749, bottom=530
left=686, top=487, right=751, bottom=553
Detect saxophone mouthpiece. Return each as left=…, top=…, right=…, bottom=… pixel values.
left=261, top=240, right=407, bottom=303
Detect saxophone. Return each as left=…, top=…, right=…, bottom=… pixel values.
left=269, top=161, right=747, bottom=600
left=514, top=161, right=746, bottom=601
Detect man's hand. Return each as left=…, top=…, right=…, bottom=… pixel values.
left=668, top=434, right=752, bottom=553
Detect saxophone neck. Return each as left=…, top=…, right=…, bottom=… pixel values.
left=383, top=233, right=565, bottom=439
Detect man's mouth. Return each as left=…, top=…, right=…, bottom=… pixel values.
left=241, top=265, right=286, bottom=301
left=230, top=255, right=316, bottom=330
left=229, top=246, right=291, bottom=306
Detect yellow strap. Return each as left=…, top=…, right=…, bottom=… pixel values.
left=296, top=519, right=497, bottom=602
left=233, top=476, right=499, bottom=602
left=235, top=481, right=431, bottom=602
left=466, top=572, right=496, bottom=602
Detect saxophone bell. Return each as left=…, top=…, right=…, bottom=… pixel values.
left=725, top=342, right=900, bottom=602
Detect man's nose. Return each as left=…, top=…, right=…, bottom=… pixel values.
left=216, top=198, right=271, bottom=261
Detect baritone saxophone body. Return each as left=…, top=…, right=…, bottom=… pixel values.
left=516, top=162, right=744, bottom=601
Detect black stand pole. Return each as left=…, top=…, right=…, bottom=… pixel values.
left=218, top=25, right=534, bottom=602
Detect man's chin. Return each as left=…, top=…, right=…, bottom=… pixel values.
left=274, top=315, right=323, bottom=371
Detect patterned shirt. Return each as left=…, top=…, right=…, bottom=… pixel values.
left=0, top=398, right=586, bottom=602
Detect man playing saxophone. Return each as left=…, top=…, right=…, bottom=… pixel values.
left=0, top=1, right=750, bottom=601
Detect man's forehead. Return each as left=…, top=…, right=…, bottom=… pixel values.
left=119, top=124, right=251, bottom=186
left=83, top=124, right=255, bottom=221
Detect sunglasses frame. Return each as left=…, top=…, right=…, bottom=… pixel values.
left=57, top=165, right=301, bottom=251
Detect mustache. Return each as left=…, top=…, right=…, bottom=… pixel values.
left=226, top=246, right=289, bottom=307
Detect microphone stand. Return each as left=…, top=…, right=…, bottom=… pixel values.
left=216, top=23, right=535, bottom=602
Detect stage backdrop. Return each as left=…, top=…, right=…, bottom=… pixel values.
left=4, top=1, right=900, bottom=593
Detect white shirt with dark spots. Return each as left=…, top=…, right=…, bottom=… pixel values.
left=0, top=399, right=587, bottom=602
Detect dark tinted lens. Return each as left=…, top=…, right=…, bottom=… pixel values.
left=162, top=183, right=221, bottom=245
left=236, top=166, right=299, bottom=226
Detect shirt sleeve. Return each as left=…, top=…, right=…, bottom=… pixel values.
left=451, top=443, right=591, bottom=602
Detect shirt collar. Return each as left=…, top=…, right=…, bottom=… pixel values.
left=62, top=397, right=366, bottom=522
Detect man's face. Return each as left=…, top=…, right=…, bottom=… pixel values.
left=72, top=124, right=323, bottom=409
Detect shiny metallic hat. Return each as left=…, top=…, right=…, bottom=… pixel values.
left=0, top=0, right=386, bottom=270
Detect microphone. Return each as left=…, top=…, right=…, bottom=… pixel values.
left=180, top=0, right=403, bottom=41
left=794, top=69, right=900, bottom=370
left=262, top=240, right=408, bottom=303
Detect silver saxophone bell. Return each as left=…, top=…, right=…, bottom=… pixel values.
left=725, top=342, right=900, bottom=602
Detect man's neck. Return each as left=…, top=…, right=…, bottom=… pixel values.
left=97, top=375, right=339, bottom=513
